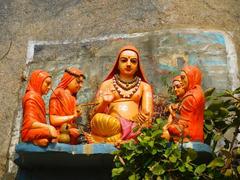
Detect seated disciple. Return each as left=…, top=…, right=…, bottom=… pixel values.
left=21, top=70, right=57, bottom=147
left=86, top=45, right=153, bottom=144
left=162, top=75, right=186, bottom=140
left=167, top=66, right=205, bottom=142
left=49, top=67, right=85, bottom=144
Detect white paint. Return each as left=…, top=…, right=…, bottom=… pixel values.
left=7, top=107, right=22, bottom=173
left=223, top=32, right=240, bottom=90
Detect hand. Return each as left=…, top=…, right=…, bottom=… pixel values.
left=69, top=128, right=80, bottom=138
left=48, top=125, right=57, bottom=138
left=134, top=112, right=149, bottom=124
left=161, top=130, right=170, bottom=140
left=102, top=88, right=115, bottom=104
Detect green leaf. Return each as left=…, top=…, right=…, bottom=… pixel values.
left=151, top=148, right=157, bottom=155
left=178, top=165, right=186, bottom=172
left=148, top=141, right=154, bottom=147
left=129, top=173, right=140, bottom=180
left=112, top=167, right=124, bottom=177
left=169, top=155, right=177, bottom=163
left=152, top=130, right=162, bottom=137
left=149, top=163, right=165, bottom=175
left=205, top=123, right=213, bottom=131
left=237, top=165, right=240, bottom=174
left=156, top=118, right=161, bottom=124
left=213, top=133, right=222, bottom=142
left=204, top=88, right=215, bottom=97
left=207, top=158, right=224, bottom=168
left=144, top=172, right=152, bottom=180
left=194, top=164, right=206, bottom=175
left=204, top=110, right=214, bottom=119
left=224, top=169, right=233, bottom=176
left=237, top=147, right=240, bottom=155
left=185, top=163, right=193, bottom=172
left=219, top=107, right=229, bottom=116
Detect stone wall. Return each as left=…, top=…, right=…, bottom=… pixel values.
left=0, top=0, right=240, bottom=179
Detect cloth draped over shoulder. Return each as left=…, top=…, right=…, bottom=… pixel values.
left=21, top=70, right=51, bottom=141
left=49, top=67, right=84, bottom=121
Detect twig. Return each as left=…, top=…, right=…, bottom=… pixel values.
left=0, top=40, right=12, bottom=61
left=78, top=102, right=99, bottom=107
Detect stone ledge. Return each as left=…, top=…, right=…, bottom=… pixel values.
left=15, top=143, right=117, bottom=169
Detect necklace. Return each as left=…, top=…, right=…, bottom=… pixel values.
left=113, top=75, right=141, bottom=98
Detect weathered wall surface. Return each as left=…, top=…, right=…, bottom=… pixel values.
left=0, top=0, right=240, bottom=179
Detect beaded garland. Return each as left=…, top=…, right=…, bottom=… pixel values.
left=113, top=74, right=141, bottom=98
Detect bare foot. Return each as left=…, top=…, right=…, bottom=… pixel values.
left=33, top=138, right=49, bottom=147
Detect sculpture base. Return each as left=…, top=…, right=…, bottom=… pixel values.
left=181, top=141, right=213, bottom=164
left=15, top=143, right=117, bottom=180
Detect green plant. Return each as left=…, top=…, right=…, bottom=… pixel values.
left=112, top=87, right=240, bottom=179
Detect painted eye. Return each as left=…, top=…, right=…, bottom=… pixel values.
left=120, top=58, right=128, bottom=63
left=130, top=59, right=137, bottom=64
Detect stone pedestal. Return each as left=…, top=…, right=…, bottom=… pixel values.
left=15, top=143, right=117, bottom=180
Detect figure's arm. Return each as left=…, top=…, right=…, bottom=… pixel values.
left=91, top=82, right=114, bottom=116
left=167, top=95, right=196, bottom=137
left=49, top=98, right=79, bottom=127
left=49, top=115, right=76, bottom=127
left=31, top=122, right=57, bottom=138
left=23, top=99, right=57, bottom=138
left=136, top=83, right=153, bottom=124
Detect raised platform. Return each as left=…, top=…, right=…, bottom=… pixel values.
left=14, top=142, right=212, bottom=180
left=15, top=143, right=117, bottom=180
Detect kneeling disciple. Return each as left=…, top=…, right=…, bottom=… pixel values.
left=49, top=67, right=85, bottom=145
left=21, top=70, right=57, bottom=147
left=167, top=66, right=205, bottom=142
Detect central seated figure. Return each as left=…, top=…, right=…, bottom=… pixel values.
left=86, top=45, right=153, bottom=144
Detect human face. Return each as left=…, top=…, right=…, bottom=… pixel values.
left=180, top=71, right=188, bottom=91
left=67, top=76, right=84, bottom=94
left=41, top=77, right=52, bottom=95
left=173, top=80, right=185, bottom=98
left=118, top=50, right=138, bottom=78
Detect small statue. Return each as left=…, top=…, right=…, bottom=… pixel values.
left=49, top=67, right=85, bottom=144
left=21, top=70, right=57, bottom=147
left=166, top=65, right=205, bottom=142
left=85, top=45, right=153, bottom=144
left=162, top=75, right=186, bottom=140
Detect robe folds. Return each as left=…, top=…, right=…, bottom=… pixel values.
left=49, top=67, right=84, bottom=144
left=168, top=66, right=205, bottom=142
left=21, top=70, right=51, bottom=142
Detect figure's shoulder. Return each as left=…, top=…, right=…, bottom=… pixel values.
left=50, top=88, right=65, bottom=98
left=23, top=91, right=40, bottom=101
left=99, top=79, right=113, bottom=89
left=140, top=81, right=152, bottom=90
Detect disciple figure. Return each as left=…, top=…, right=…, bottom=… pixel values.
left=49, top=67, right=85, bottom=144
left=167, top=65, right=205, bottom=142
left=86, top=45, right=153, bottom=144
left=21, top=70, right=57, bottom=147
left=162, top=75, right=186, bottom=140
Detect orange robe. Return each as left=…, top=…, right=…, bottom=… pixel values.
left=49, top=68, right=84, bottom=144
left=168, top=66, right=205, bottom=142
left=21, top=70, right=52, bottom=142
